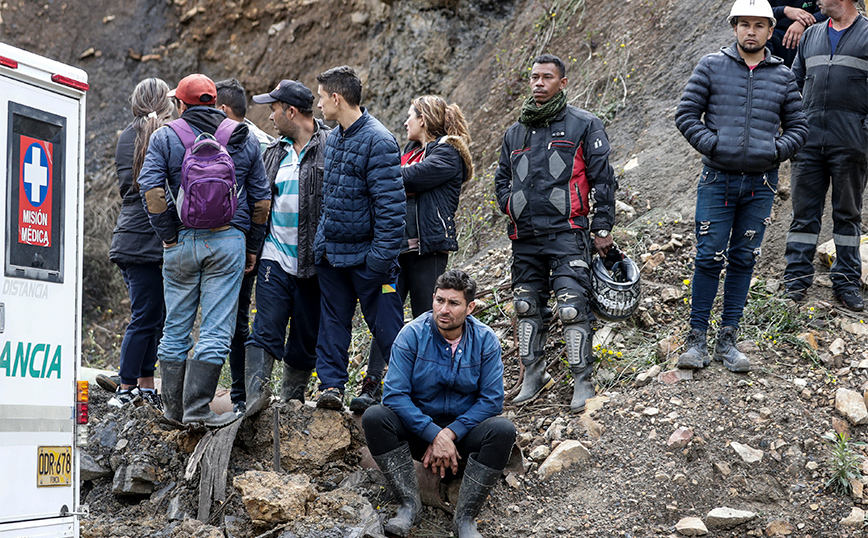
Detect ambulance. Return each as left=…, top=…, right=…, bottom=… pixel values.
left=0, top=42, right=90, bottom=538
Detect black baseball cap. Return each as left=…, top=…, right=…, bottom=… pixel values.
left=252, top=80, right=314, bottom=109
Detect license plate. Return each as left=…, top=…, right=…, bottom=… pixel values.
left=37, top=446, right=72, bottom=487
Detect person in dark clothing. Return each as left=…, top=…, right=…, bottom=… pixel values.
left=362, top=270, right=515, bottom=538
left=313, top=66, right=406, bottom=410
left=783, top=0, right=868, bottom=312
left=675, top=0, right=808, bottom=372
left=351, top=95, right=473, bottom=413
left=769, top=0, right=826, bottom=67
left=242, top=80, right=330, bottom=416
left=494, top=54, right=617, bottom=412
left=108, top=78, right=173, bottom=410
left=138, top=74, right=272, bottom=427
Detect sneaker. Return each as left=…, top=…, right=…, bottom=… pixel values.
left=783, top=288, right=806, bottom=303
left=349, top=376, right=382, bottom=414
left=676, top=329, right=710, bottom=370
left=140, top=389, right=163, bottom=411
left=107, top=386, right=142, bottom=408
left=316, top=387, right=344, bottom=410
left=233, top=401, right=247, bottom=415
left=95, top=374, right=120, bottom=393
left=836, top=289, right=865, bottom=312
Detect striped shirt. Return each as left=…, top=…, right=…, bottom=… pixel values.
left=261, top=138, right=306, bottom=275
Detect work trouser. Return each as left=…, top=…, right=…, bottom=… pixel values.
left=784, top=146, right=867, bottom=293
left=229, top=268, right=256, bottom=404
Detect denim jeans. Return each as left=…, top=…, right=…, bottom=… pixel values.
left=247, top=259, right=321, bottom=371
left=117, top=262, right=165, bottom=385
left=690, top=166, right=778, bottom=331
left=159, top=227, right=245, bottom=366
left=315, top=261, right=404, bottom=392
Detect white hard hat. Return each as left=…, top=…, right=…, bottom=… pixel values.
left=727, top=0, right=776, bottom=27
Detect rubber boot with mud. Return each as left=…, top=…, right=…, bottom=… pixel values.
left=182, top=359, right=240, bottom=428
left=452, top=455, right=502, bottom=538
left=160, top=359, right=185, bottom=423
left=244, top=345, right=274, bottom=415
left=569, top=365, right=595, bottom=412
left=281, top=366, right=312, bottom=403
left=372, top=443, right=421, bottom=537
left=512, top=357, right=552, bottom=404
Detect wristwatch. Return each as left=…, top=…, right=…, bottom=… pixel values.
left=594, top=229, right=610, bottom=238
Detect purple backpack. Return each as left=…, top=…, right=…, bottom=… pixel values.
left=167, top=118, right=239, bottom=229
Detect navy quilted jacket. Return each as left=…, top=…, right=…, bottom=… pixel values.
left=314, top=109, right=406, bottom=274
left=676, top=43, right=808, bottom=174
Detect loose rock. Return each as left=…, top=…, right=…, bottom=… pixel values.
left=705, top=507, right=757, bottom=528
left=675, top=516, right=708, bottom=536
left=730, top=442, right=763, bottom=463
left=233, top=471, right=315, bottom=524
left=839, top=507, right=865, bottom=527
left=667, top=427, right=694, bottom=449
left=835, top=388, right=868, bottom=425
left=658, top=369, right=693, bottom=384
left=537, top=440, right=590, bottom=480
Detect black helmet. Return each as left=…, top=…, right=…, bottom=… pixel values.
left=590, top=248, right=641, bottom=322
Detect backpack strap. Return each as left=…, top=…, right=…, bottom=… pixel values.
left=214, top=118, right=240, bottom=147
left=167, top=119, right=197, bottom=149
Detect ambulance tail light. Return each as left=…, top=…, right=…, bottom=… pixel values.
left=0, top=56, right=19, bottom=69
left=76, top=381, right=89, bottom=447
left=51, top=74, right=89, bottom=92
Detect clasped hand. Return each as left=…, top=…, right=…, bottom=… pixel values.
left=422, top=428, right=460, bottom=478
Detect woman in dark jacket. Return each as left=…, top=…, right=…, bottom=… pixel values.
left=351, top=95, right=473, bottom=412
left=107, top=78, right=174, bottom=409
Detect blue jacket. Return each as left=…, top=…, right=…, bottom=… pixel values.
left=383, top=312, right=504, bottom=443
left=137, top=106, right=271, bottom=252
left=314, top=109, right=406, bottom=276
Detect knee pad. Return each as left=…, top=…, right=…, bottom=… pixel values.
left=517, top=318, right=543, bottom=365
left=513, top=288, right=538, bottom=317
left=564, top=323, right=592, bottom=370
left=556, top=292, right=588, bottom=324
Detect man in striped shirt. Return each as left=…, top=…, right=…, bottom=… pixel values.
left=243, top=80, right=331, bottom=415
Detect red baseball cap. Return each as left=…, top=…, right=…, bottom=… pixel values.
left=168, top=74, right=217, bottom=106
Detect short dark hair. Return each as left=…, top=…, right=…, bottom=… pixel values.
left=532, top=54, right=566, bottom=78
left=435, top=269, right=477, bottom=304
left=215, top=78, right=247, bottom=119
left=316, top=66, right=362, bottom=107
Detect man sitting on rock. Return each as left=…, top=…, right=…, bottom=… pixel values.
left=362, top=269, right=516, bottom=538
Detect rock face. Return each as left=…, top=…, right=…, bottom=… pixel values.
left=80, top=453, right=112, bottom=482
left=675, top=516, right=707, bottom=536
left=233, top=471, right=315, bottom=524
left=836, top=388, right=868, bottom=425
left=705, top=507, right=757, bottom=528
left=537, top=440, right=591, bottom=480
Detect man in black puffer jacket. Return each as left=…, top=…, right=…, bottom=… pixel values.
left=675, top=0, right=808, bottom=373
left=783, top=0, right=868, bottom=312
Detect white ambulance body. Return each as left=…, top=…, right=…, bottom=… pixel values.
left=0, top=42, right=89, bottom=538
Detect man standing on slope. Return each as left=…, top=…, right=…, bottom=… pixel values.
left=494, top=54, right=618, bottom=412
left=783, top=0, right=868, bottom=312
left=675, top=0, right=808, bottom=372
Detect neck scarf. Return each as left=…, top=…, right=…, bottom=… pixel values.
left=519, top=90, right=567, bottom=127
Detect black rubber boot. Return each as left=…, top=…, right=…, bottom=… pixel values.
left=676, top=329, right=710, bottom=370
left=244, top=345, right=274, bottom=415
left=182, top=359, right=240, bottom=428
left=372, top=443, right=421, bottom=537
left=281, top=366, right=312, bottom=403
left=452, top=455, right=502, bottom=538
left=513, top=358, right=552, bottom=404
left=569, top=365, right=595, bottom=412
left=160, top=360, right=185, bottom=423
left=713, top=326, right=751, bottom=372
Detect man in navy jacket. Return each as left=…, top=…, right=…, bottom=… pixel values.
left=313, top=66, right=406, bottom=409
left=362, top=270, right=515, bottom=538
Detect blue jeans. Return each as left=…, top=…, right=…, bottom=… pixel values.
left=690, top=166, right=777, bottom=331
left=247, top=259, right=321, bottom=371
left=159, top=227, right=245, bottom=366
left=117, top=262, right=165, bottom=385
left=315, top=261, right=404, bottom=392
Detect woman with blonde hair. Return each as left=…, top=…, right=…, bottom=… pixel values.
left=351, top=95, right=473, bottom=412
left=107, top=78, right=174, bottom=408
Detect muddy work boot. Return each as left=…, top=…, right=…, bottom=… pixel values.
left=182, top=359, right=241, bottom=428
left=513, top=358, right=552, bottom=404
left=564, top=324, right=594, bottom=412
left=452, top=455, right=502, bottom=538
left=569, top=365, right=595, bottom=412
left=512, top=317, right=552, bottom=404
left=244, top=345, right=275, bottom=416
left=372, top=443, right=422, bottom=537
left=713, top=326, right=751, bottom=372
left=281, top=366, right=312, bottom=403
left=349, top=375, right=382, bottom=414
left=676, top=329, right=710, bottom=370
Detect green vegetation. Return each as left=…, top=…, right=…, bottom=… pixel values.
left=823, top=431, right=864, bottom=496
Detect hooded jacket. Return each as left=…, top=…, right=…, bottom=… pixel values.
left=137, top=106, right=271, bottom=252
left=676, top=43, right=808, bottom=173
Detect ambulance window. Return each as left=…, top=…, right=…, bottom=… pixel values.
left=5, top=102, right=66, bottom=283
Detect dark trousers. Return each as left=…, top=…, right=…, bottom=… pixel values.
left=367, top=251, right=449, bottom=378
left=229, top=269, right=256, bottom=403
left=784, top=147, right=867, bottom=293
left=248, top=259, right=321, bottom=370
left=315, top=262, right=404, bottom=392
left=362, top=404, right=516, bottom=471
left=117, top=262, right=165, bottom=386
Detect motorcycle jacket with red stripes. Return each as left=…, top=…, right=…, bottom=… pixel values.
left=494, top=104, right=617, bottom=241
